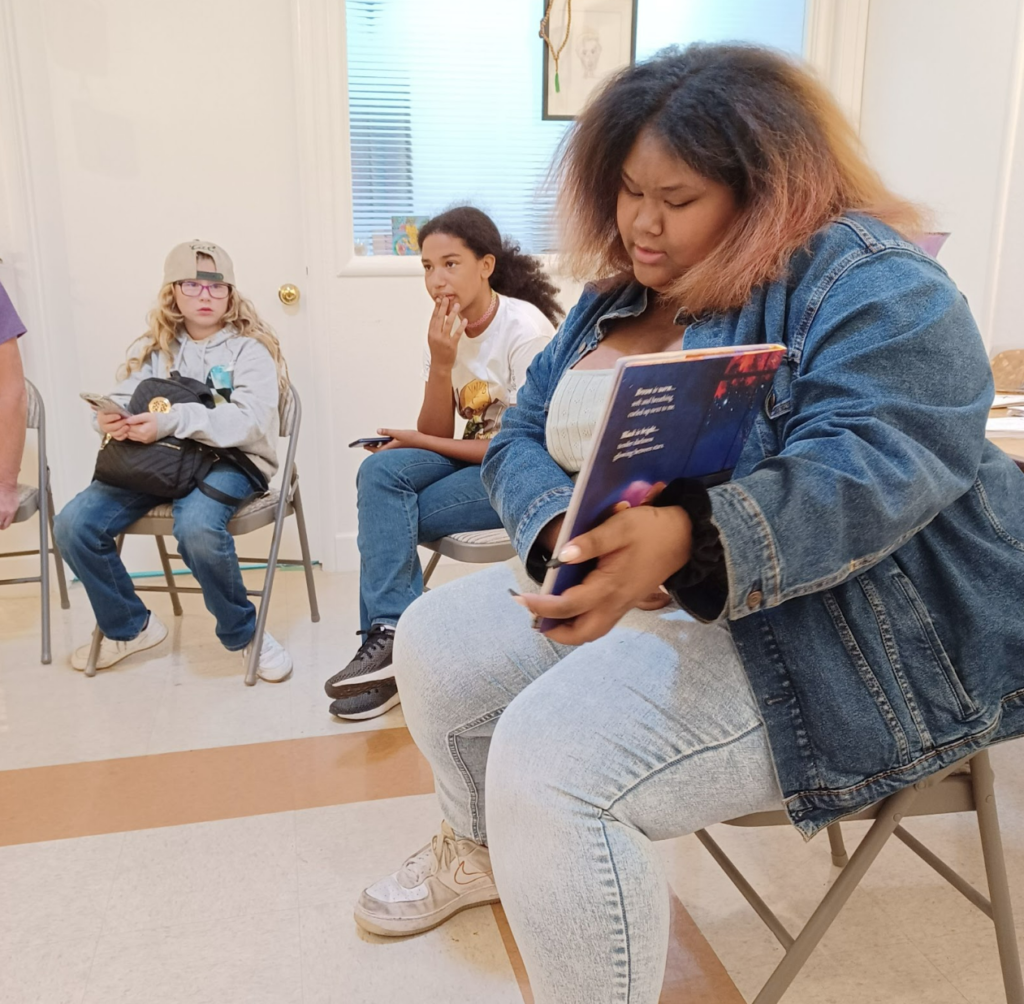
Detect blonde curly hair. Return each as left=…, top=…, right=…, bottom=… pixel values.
left=120, top=257, right=289, bottom=397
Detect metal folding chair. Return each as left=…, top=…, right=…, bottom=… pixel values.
left=82, top=382, right=320, bottom=684
left=0, top=380, right=70, bottom=663
left=421, top=528, right=517, bottom=589
left=694, top=747, right=1023, bottom=1003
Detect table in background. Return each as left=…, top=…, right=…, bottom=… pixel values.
left=995, top=438, right=1024, bottom=467
left=988, top=405, right=1024, bottom=468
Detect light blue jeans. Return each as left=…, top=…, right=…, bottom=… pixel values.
left=355, top=448, right=502, bottom=633
left=394, top=563, right=784, bottom=1004
left=54, top=464, right=256, bottom=650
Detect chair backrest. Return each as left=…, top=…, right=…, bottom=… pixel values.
left=279, top=382, right=300, bottom=437
left=24, top=379, right=43, bottom=431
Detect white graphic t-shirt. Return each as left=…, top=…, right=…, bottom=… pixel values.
left=423, top=295, right=556, bottom=440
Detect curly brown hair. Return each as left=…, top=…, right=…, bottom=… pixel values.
left=418, top=207, right=565, bottom=326
left=557, top=43, right=927, bottom=313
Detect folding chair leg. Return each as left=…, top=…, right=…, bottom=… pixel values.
left=245, top=495, right=290, bottom=687
left=971, top=752, right=1024, bottom=1004
left=291, top=486, right=320, bottom=623
left=826, top=822, right=849, bottom=868
left=155, top=536, right=183, bottom=616
left=752, top=783, right=921, bottom=1004
left=84, top=624, right=104, bottom=677
left=422, top=551, right=441, bottom=590
left=38, top=481, right=52, bottom=665
left=48, top=485, right=70, bottom=610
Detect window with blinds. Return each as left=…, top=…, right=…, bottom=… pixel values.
left=346, top=0, right=806, bottom=256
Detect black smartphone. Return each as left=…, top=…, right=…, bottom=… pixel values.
left=348, top=436, right=394, bottom=448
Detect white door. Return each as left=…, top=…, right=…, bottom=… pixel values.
left=0, top=0, right=321, bottom=573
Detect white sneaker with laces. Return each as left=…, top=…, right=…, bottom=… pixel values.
left=70, top=613, right=168, bottom=671
left=242, top=630, right=293, bottom=682
left=354, top=821, right=499, bottom=937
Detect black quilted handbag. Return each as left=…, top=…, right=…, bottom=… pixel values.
left=93, top=372, right=267, bottom=504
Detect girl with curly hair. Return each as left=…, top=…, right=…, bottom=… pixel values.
left=324, top=206, right=564, bottom=720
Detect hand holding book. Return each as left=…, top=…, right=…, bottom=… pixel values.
left=513, top=343, right=784, bottom=638
left=510, top=503, right=693, bottom=644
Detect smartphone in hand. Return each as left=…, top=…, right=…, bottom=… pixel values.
left=80, top=392, right=130, bottom=418
left=348, top=436, right=393, bottom=448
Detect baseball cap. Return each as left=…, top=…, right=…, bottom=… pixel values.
left=163, top=240, right=236, bottom=286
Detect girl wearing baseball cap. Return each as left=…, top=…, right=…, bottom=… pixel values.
left=54, top=240, right=293, bottom=681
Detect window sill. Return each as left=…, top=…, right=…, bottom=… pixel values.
left=336, top=252, right=565, bottom=279
left=337, top=255, right=424, bottom=278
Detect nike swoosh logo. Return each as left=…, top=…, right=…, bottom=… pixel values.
left=452, top=861, right=490, bottom=886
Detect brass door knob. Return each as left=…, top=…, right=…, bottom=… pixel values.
left=278, top=283, right=300, bottom=305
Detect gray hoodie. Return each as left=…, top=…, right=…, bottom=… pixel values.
left=107, top=326, right=280, bottom=479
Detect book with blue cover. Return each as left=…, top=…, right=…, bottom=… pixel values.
left=539, top=344, right=785, bottom=626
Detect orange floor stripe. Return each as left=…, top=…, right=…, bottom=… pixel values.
left=492, top=904, right=534, bottom=1004
left=661, top=893, right=745, bottom=1003
left=1, top=728, right=744, bottom=1001
left=0, top=727, right=434, bottom=847
left=492, top=895, right=742, bottom=1004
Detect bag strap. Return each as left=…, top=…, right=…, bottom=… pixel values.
left=220, top=447, right=270, bottom=494
left=197, top=481, right=251, bottom=506
left=194, top=445, right=270, bottom=508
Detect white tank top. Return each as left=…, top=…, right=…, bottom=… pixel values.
left=545, top=367, right=616, bottom=475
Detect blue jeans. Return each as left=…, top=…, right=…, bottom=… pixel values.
left=54, top=464, right=257, bottom=650
left=356, top=448, right=503, bottom=633
left=394, top=564, right=783, bottom=1004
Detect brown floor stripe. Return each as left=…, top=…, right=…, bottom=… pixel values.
left=492, top=904, right=534, bottom=1004
left=661, top=893, right=745, bottom=1003
left=492, top=895, right=743, bottom=1004
left=0, top=727, right=434, bottom=847
left=1, top=729, right=743, bottom=1001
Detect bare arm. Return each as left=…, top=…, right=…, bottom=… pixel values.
left=0, top=338, right=27, bottom=530
left=373, top=427, right=489, bottom=465
left=415, top=434, right=488, bottom=464
left=417, top=295, right=466, bottom=437
left=417, top=368, right=457, bottom=438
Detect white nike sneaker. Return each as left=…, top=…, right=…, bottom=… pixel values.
left=242, top=630, right=293, bottom=682
left=354, top=821, right=499, bottom=937
left=71, top=613, right=168, bottom=671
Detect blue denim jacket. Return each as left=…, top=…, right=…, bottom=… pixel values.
left=482, top=215, right=1024, bottom=836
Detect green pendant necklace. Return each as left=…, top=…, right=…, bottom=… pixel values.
left=539, top=0, right=572, bottom=93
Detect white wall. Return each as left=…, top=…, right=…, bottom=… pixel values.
left=859, top=0, right=1024, bottom=349
left=0, top=0, right=314, bottom=578
left=988, top=11, right=1024, bottom=359
left=0, top=0, right=581, bottom=579
left=4, top=0, right=1024, bottom=592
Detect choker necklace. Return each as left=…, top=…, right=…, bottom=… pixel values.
left=465, top=290, right=498, bottom=333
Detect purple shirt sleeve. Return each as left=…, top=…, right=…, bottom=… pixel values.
left=0, top=281, right=27, bottom=346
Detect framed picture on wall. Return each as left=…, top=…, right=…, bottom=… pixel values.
left=541, top=0, right=638, bottom=120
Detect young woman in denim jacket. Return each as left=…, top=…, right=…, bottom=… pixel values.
left=353, top=45, right=1024, bottom=1002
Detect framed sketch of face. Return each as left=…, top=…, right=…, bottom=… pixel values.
left=541, top=0, right=638, bottom=120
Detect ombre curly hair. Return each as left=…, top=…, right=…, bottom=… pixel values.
left=557, top=43, right=928, bottom=314
left=120, top=253, right=289, bottom=397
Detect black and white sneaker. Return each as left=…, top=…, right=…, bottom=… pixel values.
left=329, top=678, right=401, bottom=721
left=323, top=625, right=395, bottom=700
